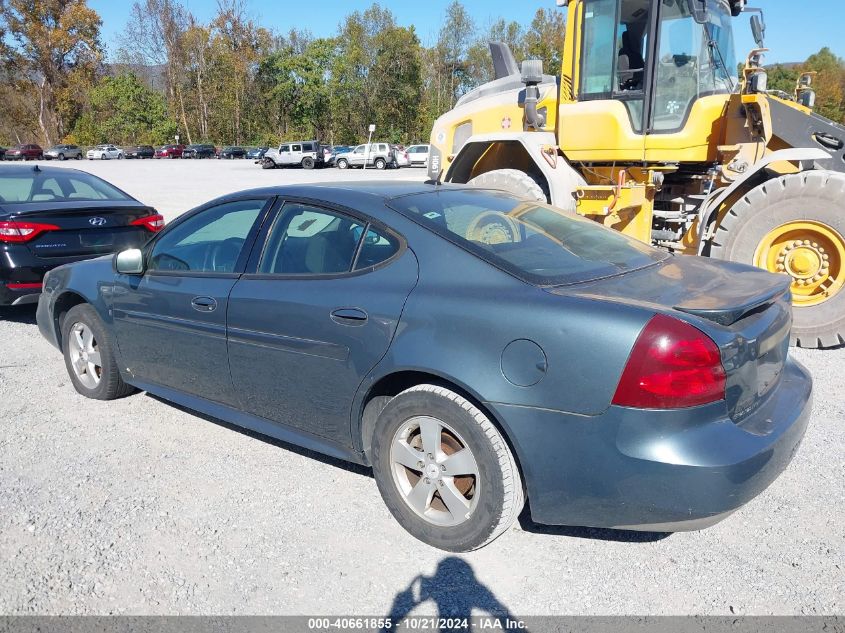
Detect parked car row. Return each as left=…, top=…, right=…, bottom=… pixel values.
left=258, top=141, right=431, bottom=171
left=2, top=142, right=432, bottom=168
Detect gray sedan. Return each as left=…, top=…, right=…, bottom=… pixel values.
left=36, top=183, right=812, bottom=551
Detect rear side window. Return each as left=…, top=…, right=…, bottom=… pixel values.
left=260, top=204, right=363, bottom=275
left=302, top=143, right=313, bottom=151
left=389, top=189, right=667, bottom=286
left=259, top=203, right=399, bottom=275
left=354, top=228, right=399, bottom=271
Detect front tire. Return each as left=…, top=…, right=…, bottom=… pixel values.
left=61, top=304, right=136, bottom=400
left=467, top=168, right=547, bottom=202
left=371, top=384, right=524, bottom=552
left=711, top=171, right=845, bottom=348
left=336, top=158, right=348, bottom=170
left=58, top=153, right=65, bottom=161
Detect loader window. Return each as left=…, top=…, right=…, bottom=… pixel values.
left=652, top=0, right=738, bottom=131
left=579, top=0, right=651, bottom=132
left=580, top=0, right=617, bottom=96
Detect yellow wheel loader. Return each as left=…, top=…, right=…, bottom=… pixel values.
left=429, top=0, right=845, bottom=348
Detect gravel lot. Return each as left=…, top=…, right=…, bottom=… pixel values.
left=0, top=160, right=843, bottom=616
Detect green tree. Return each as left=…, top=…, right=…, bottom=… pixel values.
left=70, top=72, right=177, bottom=145
left=256, top=34, right=334, bottom=142
left=466, top=19, right=525, bottom=86
left=766, top=63, right=800, bottom=96
left=436, top=1, right=476, bottom=108
left=524, top=8, right=566, bottom=73
left=803, top=47, right=845, bottom=123
left=0, top=0, right=102, bottom=144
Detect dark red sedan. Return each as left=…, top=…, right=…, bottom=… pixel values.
left=154, top=144, right=185, bottom=159
left=4, top=144, right=44, bottom=161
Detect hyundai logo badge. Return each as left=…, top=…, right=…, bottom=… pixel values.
left=89, top=217, right=107, bottom=226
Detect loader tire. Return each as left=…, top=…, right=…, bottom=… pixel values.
left=711, top=171, right=845, bottom=349
left=467, top=169, right=547, bottom=203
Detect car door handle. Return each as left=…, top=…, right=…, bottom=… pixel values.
left=191, top=296, right=218, bottom=312
left=330, top=308, right=368, bottom=326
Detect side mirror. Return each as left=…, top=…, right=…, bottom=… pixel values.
left=750, top=14, right=765, bottom=48
left=115, top=248, right=145, bottom=275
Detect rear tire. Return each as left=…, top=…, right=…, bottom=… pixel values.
left=371, top=384, right=524, bottom=552
left=467, top=169, right=547, bottom=202
left=302, top=157, right=315, bottom=170
left=61, top=304, right=136, bottom=400
left=374, top=158, right=386, bottom=170
left=711, top=171, right=845, bottom=349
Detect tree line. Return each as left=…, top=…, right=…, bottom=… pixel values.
left=0, top=0, right=563, bottom=148
left=2, top=1, right=845, bottom=149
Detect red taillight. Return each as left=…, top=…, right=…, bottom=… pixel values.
left=0, top=220, right=61, bottom=243
left=6, top=282, right=43, bottom=290
left=131, top=214, right=165, bottom=233
left=612, top=314, right=726, bottom=409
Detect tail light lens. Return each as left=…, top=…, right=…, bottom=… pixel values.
left=612, top=314, right=726, bottom=409
left=131, top=214, right=165, bottom=233
left=0, top=220, right=61, bottom=243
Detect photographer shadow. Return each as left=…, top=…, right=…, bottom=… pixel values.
left=381, top=557, right=521, bottom=632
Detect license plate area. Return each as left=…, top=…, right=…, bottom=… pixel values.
left=80, top=232, right=114, bottom=248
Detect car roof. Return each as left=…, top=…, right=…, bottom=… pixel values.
left=201, top=181, right=459, bottom=209
left=0, top=164, right=94, bottom=176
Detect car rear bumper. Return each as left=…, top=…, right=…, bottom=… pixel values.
left=1, top=245, right=127, bottom=306
left=486, top=357, right=812, bottom=531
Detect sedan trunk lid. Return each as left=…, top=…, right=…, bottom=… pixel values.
left=3, top=201, right=156, bottom=258
left=548, top=256, right=793, bottom=424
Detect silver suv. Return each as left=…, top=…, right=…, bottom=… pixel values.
left=334, top=143, right=394, bottom=170
left=262, top=140, right=325, bottom=170
left=45, top=144, right=83, bottom=161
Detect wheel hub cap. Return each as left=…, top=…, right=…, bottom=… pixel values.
left=754, top=221, right=844, bottom=307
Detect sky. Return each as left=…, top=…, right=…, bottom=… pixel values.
left=89, top=0, right=845, bottom=65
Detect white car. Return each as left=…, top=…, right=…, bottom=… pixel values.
left=392, top=145, right=411, bottom=168
left=406, top=144, right=430, bottom=167
left=87, top=145, right=124, bottom=160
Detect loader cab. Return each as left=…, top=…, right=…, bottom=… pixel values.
left=561, top=0, right=739, bottom=161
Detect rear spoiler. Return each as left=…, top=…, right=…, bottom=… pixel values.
left=674, top=280, right=791, bottom=326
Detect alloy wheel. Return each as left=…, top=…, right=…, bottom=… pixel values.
left=390, top=415, right=480, bottom=527
left=67, top=322, right=102, bottom=389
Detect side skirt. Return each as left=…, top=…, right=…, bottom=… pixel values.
left=129, top=379, right=367, bottom=466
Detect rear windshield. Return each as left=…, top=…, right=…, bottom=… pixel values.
left=0, top=170, right=132, bottom=204
left=389, top=188, right=668, bottom=285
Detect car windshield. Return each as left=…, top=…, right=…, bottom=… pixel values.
left=0, top=170, right=133, bottom=204
left=389, top=189, right=669, bottom=286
